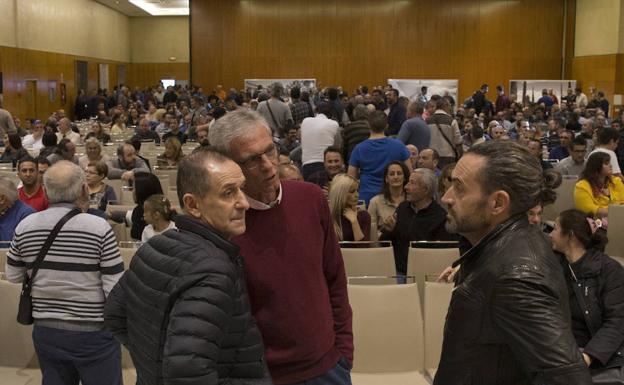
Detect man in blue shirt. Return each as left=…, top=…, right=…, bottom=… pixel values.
left=348, top=111, right=411, bottom=204
left=0, top=177, right=36, bottom=247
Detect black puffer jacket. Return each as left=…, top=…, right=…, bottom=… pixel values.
left=562, top=248, right=624, bottom=369
left=104, top=215, right=271, bottom=385
left=434, top=214, right=592, bottom=385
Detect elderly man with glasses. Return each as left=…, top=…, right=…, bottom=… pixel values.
left=209, top=109, right=353, bottom=385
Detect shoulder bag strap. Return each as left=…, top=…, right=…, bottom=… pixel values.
left=434, top=120, right=459, bottom=159
left=569, top=266, right=599, bottom=337
left=29, top=208, right=81, bottom=281
left=265, top=100, right=280, bottom=129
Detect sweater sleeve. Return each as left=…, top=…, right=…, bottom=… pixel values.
left=162, top=264, right=236, bottom=385
left=574, top=181, right=599, bottom=216
left=99, top=227, right=124, bottom=296
left=318, top=190, right=354, bottom=365
left=106, top=159, right=125, bottom=179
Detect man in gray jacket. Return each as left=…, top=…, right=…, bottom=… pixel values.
left=106, top=142, right=150, bottom=181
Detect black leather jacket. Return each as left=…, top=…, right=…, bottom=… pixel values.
left=434, top=215, right=592, bottom=385
left=563, top=248, right=624, bottom=369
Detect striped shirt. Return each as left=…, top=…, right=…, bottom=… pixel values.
left=6, top=204, right=124, bottom=323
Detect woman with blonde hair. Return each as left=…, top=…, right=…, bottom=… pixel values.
left=328, top=173, right=371, bottom=241
left=157, top=137, right=184, bottom=167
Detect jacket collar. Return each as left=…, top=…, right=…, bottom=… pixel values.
left=174, top=215, right=240, bottom=260
left=452, top=213, right=527, bottom=268
left=563, top=248, right=603, bottom=278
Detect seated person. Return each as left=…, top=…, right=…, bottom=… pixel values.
left=549, top=130, right=573, bottom=161
left=575, top=152, right=624, bottom=218
left=328, top=173, right=371, bottom=241
left=367, top=161, right=410, bottom=233
left=106, top=143, right=150, bottom=181
left=85, top=121, right=112, bottom=144
left=79, top=138, right=110, bottom=170
left=162, top=119, right=187, bottom=144
left=21, top=119, right=45, bottom=149
left=17, top=156, right=48, bottom=211
left=132, top=118, right=160, bottom=144
left=417, top=148, right=441, bottom=176
left=381, top=168, right=456, bottom=276
left=86, top=161, right=117, bottom=211
left=550, top=209, right=624, bottom=371
left=0, top=133, right=29, bottom=165
left=307, top=146, right=345, bottom=191
left=278, top=163, right=303, bottom=182
left=141, top=194, right=176, bottom=242
left=47, top=138, right=79, bottom=165
left=156, top=137, right=184, bottom=168
left=556, top=136, right=587, bottom=176
left=0, top=177, right=36, bottom=247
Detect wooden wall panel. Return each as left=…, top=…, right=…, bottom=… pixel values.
left=571, top=54, right=619, bottom=97
left=191, top=0, right=568, bottom=101
left=126, top=63, right=190, bottom=89
left=0, top=45, right=190, bottom=122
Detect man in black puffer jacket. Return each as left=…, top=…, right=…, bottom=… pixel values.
left=104, top=149, right=272, bottom=385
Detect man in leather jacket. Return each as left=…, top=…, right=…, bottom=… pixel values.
left=434, top=140, right=592, bottom=385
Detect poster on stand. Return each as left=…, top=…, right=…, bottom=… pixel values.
left=509, top=80, right=577, bottom=105
left=387, top=79, right=459, bottom=104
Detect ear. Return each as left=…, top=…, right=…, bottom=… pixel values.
left=490, top=190, right=510, bottom=216
left=182, top=193, right=202, bottom=219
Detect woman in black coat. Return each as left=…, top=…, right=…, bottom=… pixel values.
left=550, top=209, right=624, bottom=374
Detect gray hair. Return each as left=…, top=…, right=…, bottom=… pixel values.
left=352, top=104, right=368, bottom=121
left=270, top=82, right=284, bottom=98
left=208, top=109, right=271, bottom=156
left=413, top=168, right=437, bottom=197
left=0, top=177, right=18, bottom=204
left=176, top=148, right=232, bottom=208
left=44, top=161, right=85, bottom=204
left=468, top=140, right=560, bottom=215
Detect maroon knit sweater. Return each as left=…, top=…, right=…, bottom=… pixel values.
left=233, top=180, right=353, bottom=384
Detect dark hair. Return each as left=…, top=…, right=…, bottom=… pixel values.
left=176, top=148, right=230, bottom=208
left=87, top=161, right=109, bottom=177
left=37, top=156, right=51, bottom=166
left=290, top=87, right=301, bottom=99
left=572, top=135, right=587, bottom=147
left=42, top=132, right=57, bottom=147
left=558, top=209, right=608, bottom=252
left=324, top=146, right=342, bottom=159
left=134, top=172, right=163, bottom=206
left=17, top=155, right=37, bottom=170
left=55, top=138, right=73, bottom=155
left=422, top=147, right=440, bottom=161
left=597, top=126, right=619, bottom=145
left=581, top=152, right=611, bottom=192
left=468, top=141, right=561, bottom=215
left=8, top=133, right=22, bottom=149
left=381, top=160, right=410, bottom=201
left=317, top=102, right=333, bottom=117
left=368, top=110, right=387, bottom=133
left=327, top=88, right=339, bottom=101
left=388, top=89, right=399, bottom=98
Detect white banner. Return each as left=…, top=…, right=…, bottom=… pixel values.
left=387, top=79, right=459, bottom=104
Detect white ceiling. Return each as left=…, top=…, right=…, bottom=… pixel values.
left=95, top=0, right=189, bottom=17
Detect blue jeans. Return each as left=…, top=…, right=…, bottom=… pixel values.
left=287, top=357, right=352, bottom=385
left=32, top=325, right=122, bottom=385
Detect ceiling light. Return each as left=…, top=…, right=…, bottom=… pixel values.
left=128, top=0, right=189, bottom=16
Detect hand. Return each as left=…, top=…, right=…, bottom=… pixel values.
left=343, top=208, right=357, bottom=223
left=582, top=352, right=592, bottom=367
left=437, top=266, right=460, bottom=283
left=381, top=213, right=397, bottom=232
left=121, top=171, right=134, bottom=182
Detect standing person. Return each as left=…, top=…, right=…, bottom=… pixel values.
left=348, top=110, right=411, bottom=204
left=17, top=156, right=49, bottom=211
left=209, top=109, right=353, bottom=385
left=105, top=150, right=272, bottom=384
left=434, top=140, right=591, bottom=384
left=397, top=101, right=430, bottom=152
left=257, top=83, right=294, bottom=138
left=385, top=88, right=406, bottom=136
left=426, top=98, right=463, bottom=168
left=0, top=96, right=17, bottom=136
left=472, top=84, right=489, bottom=115
left=6, top=161, right=124, bottom=385
left=495, top=84, right=511, bottom=112
left=300, top=102, right=339, bottom=180
left=550, top=209, right=624, bottom=375
left=341, top=104, right=370, bottom=163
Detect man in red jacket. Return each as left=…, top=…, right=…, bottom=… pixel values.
left=209, top=109, right=353, bottom=385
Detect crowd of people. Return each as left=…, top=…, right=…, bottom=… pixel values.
left=0, top=79, right=623, bottom=384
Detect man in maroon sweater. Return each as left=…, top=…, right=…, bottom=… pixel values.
left=209, top=109, right=353, bottom=385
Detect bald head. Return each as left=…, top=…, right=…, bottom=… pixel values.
left=44, top=161, right=86, bottom=204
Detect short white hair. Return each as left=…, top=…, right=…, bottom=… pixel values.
left=208, top=109, right=271, bottom=156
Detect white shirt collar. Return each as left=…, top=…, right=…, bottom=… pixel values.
left=246, top=183, right=283, bottom=210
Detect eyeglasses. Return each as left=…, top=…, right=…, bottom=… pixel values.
left=237, top=144, right=277, bottom=170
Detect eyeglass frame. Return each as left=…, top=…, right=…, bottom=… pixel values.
left=236, top=143, right=278, bottom=170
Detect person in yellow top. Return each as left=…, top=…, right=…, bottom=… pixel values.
left=575, top=151, right=624, bottom=218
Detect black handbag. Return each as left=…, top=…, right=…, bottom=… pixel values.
left=569, top=264, right=624, bottom=385
left=17, top=208, right=81, bottom=325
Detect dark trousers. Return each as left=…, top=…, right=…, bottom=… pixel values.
left=287, top=357, right=352, bottom=385
left=302, top=162, right=325, bottom=181
left=33, top=325, right=122, bottom=385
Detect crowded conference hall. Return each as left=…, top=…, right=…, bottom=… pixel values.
left=1, top=0, right=624, bottom=384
